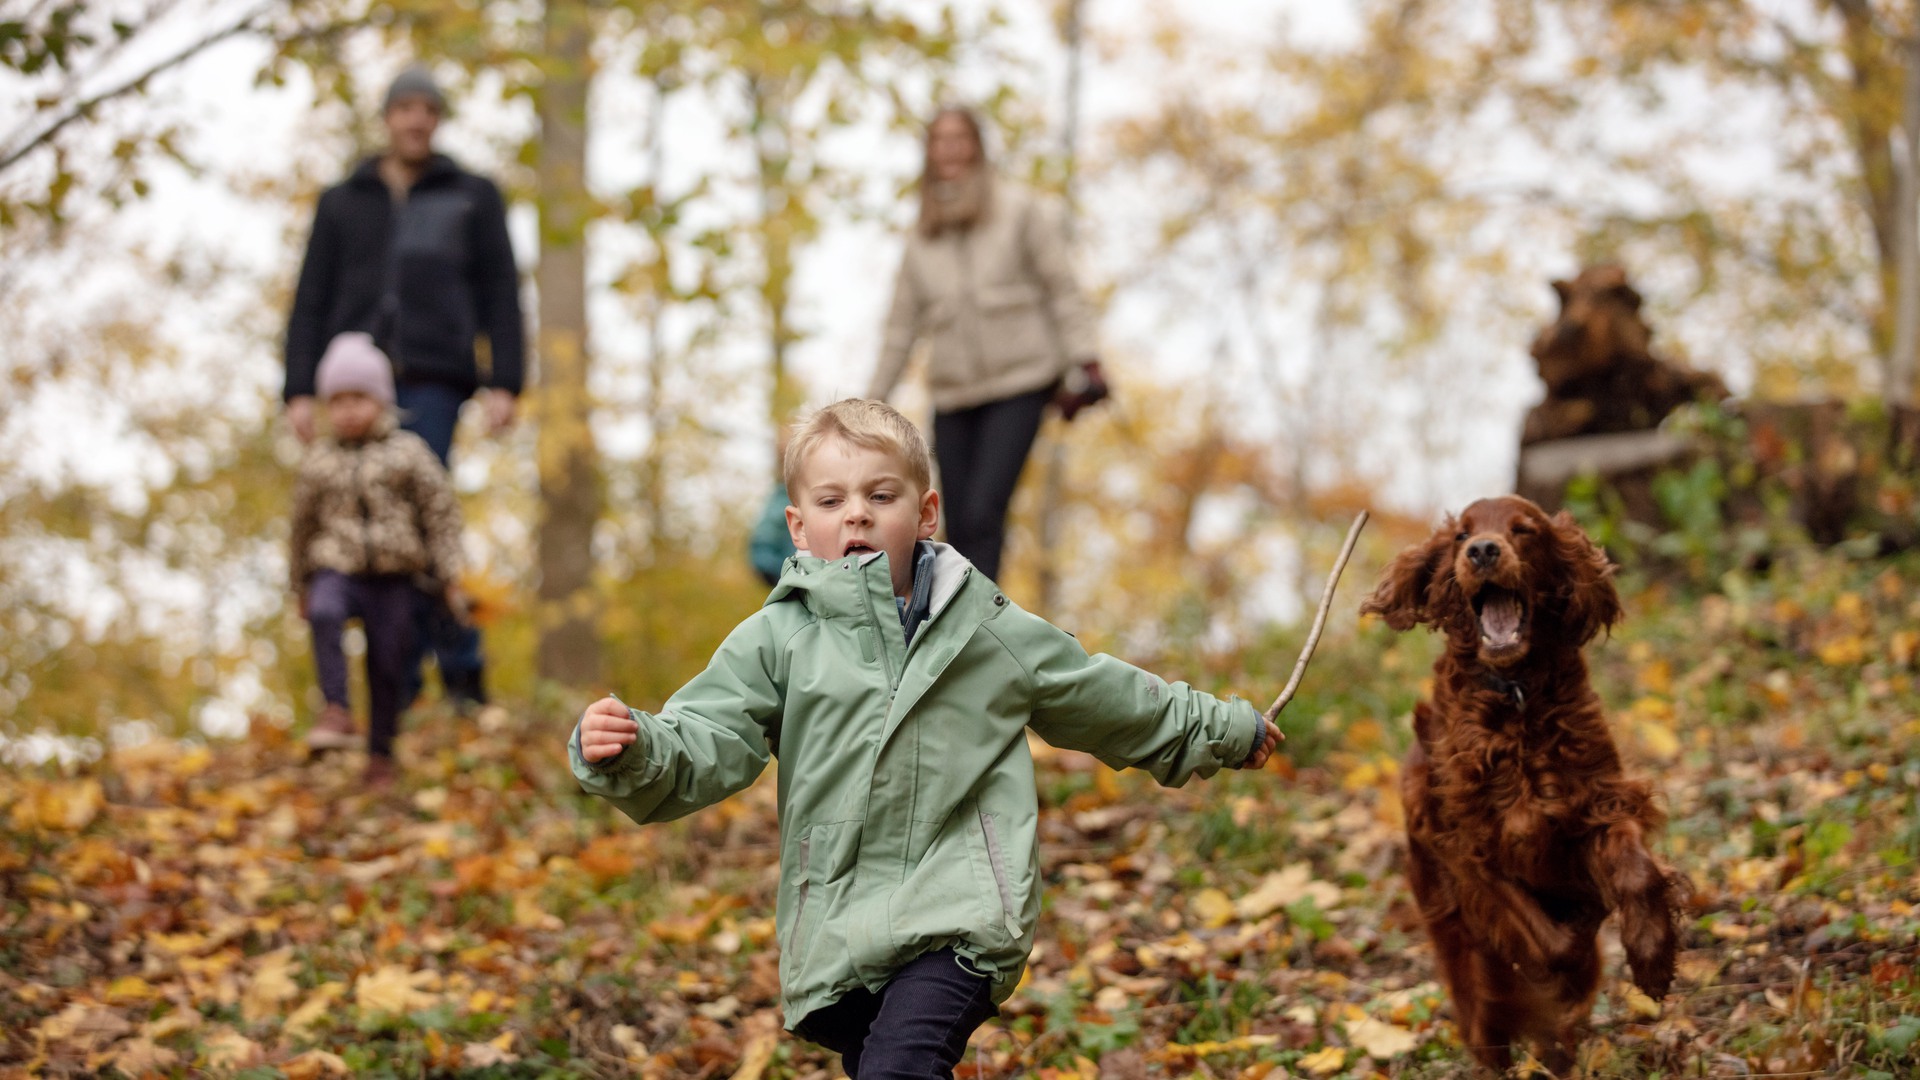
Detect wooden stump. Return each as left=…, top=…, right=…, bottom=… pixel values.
left=1516, top=401, right=1920, bottom=551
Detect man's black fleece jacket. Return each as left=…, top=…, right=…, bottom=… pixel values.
left=284, top=154, right=524, bottom=401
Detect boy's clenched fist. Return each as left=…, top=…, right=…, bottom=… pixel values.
left=579, top=697, right=640, bottom=762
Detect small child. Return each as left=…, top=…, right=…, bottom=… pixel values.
left=570, top=399, right=1280, bottom=1077
left=290, top=332, right=465, bottom=786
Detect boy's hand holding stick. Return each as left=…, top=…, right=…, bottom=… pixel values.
left=579, top=692, right=640, bottom=762
left=1241, top=510, right=1370, bottom=769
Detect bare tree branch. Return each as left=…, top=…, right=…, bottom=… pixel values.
left=0, top=1, right=272, bottom=177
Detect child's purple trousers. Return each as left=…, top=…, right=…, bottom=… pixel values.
left=306, top=570, right=417, bottom=758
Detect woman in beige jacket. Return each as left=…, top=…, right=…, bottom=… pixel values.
left=867, top=107, right=1107, bottom=582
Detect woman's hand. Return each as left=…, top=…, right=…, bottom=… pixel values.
left=579, top=697, right=640, bottom=762
left=1054, top=360, right=1110, bottom=421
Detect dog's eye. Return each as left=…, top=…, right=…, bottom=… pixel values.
left=1454, top=531, right=1468, bottom=543
left=1511, top=523, right=1536, bottom=537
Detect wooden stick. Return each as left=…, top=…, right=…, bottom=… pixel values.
left=1264, top=510, right=1370, bottom=724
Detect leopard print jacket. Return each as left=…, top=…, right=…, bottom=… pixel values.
left=289, top=418, right=463, bottom=591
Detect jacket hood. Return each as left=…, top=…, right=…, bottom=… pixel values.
left=767, top=541, right=973, bottom=623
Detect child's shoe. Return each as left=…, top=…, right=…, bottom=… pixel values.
left=363, top=754, right=399, bottom=790
left=307, top=704, right=358, bottom=750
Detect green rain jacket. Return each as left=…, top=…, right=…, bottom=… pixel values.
left=569, top=543, right=1261, bottom=1028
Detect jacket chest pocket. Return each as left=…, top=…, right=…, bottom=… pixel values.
left=395, top=191, right=474, bottom=265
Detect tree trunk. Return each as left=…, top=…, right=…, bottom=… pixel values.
left=1035, top=0, right=1087, bottom=618
left=533, top=0, right=602, bottom=687
left=1835, top=0, right=1903, bottom=374
left=1893, top=33, right=1920, bottom=408
left=749, top=77, right=803, bottom=427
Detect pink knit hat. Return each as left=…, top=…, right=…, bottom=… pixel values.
left=315, top=332, right=396, bottom=404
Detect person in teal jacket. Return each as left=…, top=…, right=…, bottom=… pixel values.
left=571, top=399, right=1281, bottom=1078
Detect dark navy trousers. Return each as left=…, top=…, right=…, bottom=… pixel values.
left=794, top=948, right=997, bottom=1079
left=395, top=381, right=486, bottom=704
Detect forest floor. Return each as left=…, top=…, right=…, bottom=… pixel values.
left=5, top=544, right=1920, bottom=1078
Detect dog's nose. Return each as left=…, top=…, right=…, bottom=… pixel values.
left=1467, top=539, right=1501, bottom=570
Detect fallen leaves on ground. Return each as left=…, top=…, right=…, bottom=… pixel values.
left=3, top=548, right=1920, bottom=1077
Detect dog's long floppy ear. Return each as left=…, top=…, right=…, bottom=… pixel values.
left=1359, top=521, right=1456, bottom=631
left=1548, top=510, right=1622, bottom=645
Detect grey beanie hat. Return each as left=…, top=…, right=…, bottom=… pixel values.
left=383, top=64, right=446, bottom=112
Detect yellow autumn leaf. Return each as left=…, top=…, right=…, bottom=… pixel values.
left=1817, top=635, right=1867, bottom=666
left=286, top=981, right=347, bottom=1037
left=242, top=946, right=302, bottom=1023
left=1190, top=887, right=1235, bottom=929
left=203, top=1028, right=264, bottom=1071
left=11, top=779, right=104, bottom=833
left=1891, top=629, right=1920, bottom=666
left=95, top=1036, right=180, bottom=1075
left=283, top=1049, right=351, bottom=1079
left=610, top=1024, right=648, bottom=1061
left=354, top=965, right=442, bottom=1015
left=1621, top=984, right=1661, bottom=1019
left=1235, top=863, right=1341, bottom=920
left=37, top=1002, right=131, bottom=1050
left=1636, top=719, right=1681, bottom=761
left=141, top=1008, right=203, bottom=1040
left=1152, top=1030, right=1274, bottom=1053
left=729, top=1030, right=777, bottom=1080
left=1347, top=1015, right=1420, bottom=1058
left=1298, top=1045, right=1347, bottom=1075
left=106, top=974, right=159, bottom=1004
left=1834, top=591, right=1867, bottom=624
left=463, top=1031, right=520, bottom=1068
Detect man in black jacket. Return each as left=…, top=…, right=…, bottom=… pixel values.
left=284, top=64, right=524, bottom=709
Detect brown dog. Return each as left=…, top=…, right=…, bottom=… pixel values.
left=1361, top=495, right=1682, bottom=1074
left=1523, top=265, right=1728, bottom=446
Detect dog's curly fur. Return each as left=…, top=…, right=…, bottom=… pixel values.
left=1362, top=495, right=1685, bottom=1074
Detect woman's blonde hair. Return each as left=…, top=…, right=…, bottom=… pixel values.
left=783, top=399, right=933, bottom=494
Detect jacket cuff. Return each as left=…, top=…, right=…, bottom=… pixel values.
left=1224, top=698, right=1262, bottom=768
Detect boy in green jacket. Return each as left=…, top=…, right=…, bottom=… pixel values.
left=571, top=399, right=1279, bottom=1077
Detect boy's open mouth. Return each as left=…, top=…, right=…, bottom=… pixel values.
left=843, top=543, right=876, bottom=556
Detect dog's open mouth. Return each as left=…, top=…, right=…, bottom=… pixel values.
left=1473, top=586, right=1529, bottom=653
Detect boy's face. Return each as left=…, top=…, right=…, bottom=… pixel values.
left=786, top=437, right=939, bottom=597
left=326, top=391, right=383, bottom=441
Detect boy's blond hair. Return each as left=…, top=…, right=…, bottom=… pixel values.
left=783, top=399, right=933, bottom=495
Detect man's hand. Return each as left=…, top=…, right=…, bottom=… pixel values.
left=287, top=396, right=317, bottom=443
left=1239, top=718, right=1283, bottom=770
left=444, top=584, right=471, bottom=626
left=579, top=696, right=639, bottom=763
left=483, top=388, right=517, bottom=434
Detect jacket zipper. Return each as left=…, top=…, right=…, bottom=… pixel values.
left=352, top=449, right=375, bottom=572
left=857, top=564, right=899, bottom=691
left=976, top=808, right=1020, bottom=937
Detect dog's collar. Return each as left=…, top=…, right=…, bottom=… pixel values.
left=1480, top=670, right=1527, bottom=711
